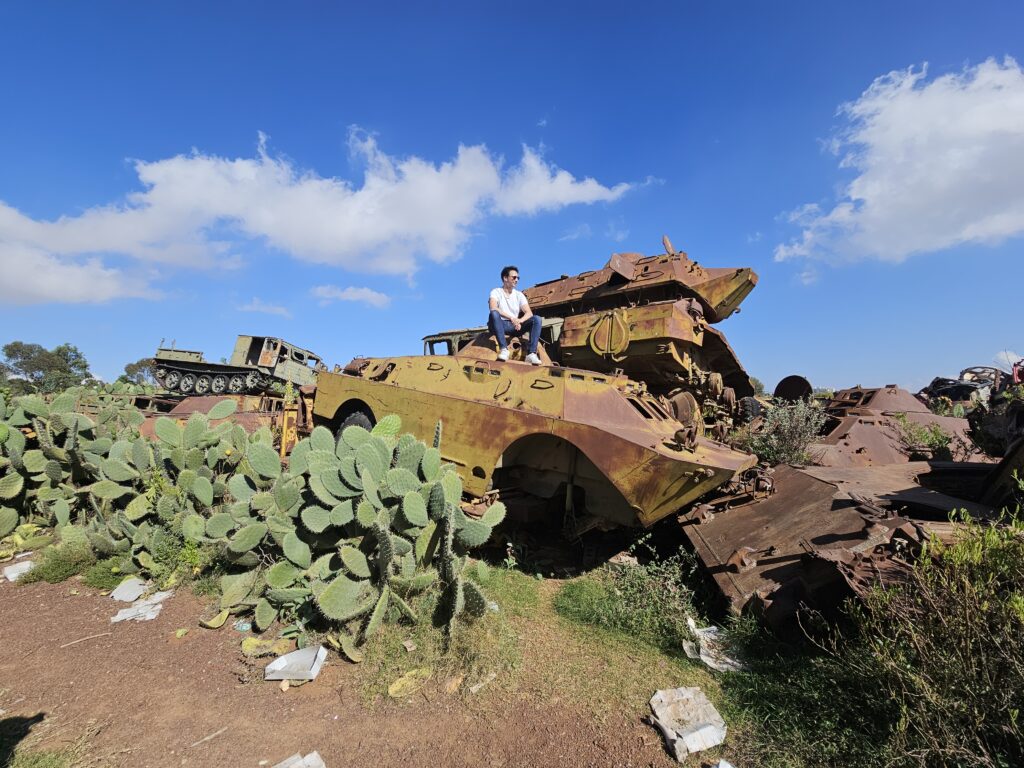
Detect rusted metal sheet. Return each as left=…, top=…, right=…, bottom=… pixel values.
left=313, top=355, right=756, bottom=530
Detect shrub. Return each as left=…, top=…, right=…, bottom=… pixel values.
left=18, top=542, right=95, bottom=584
left=735, top=398, right=827, bottom=466
left=890, top=412, right=952, bottom=459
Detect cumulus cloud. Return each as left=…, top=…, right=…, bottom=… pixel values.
left=0, top=130, right=631, bottom=304
left=311, top=284, right=391, bottom=309
left=776, top=57, right=1024, bottom=264
left=238, top=297, right=291, bottom=318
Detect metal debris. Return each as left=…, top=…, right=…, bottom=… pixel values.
left=683, top=617, right=745, bottom=673
left=648, top=687, right=727, bottom=761
left=110, top=590, right=173, bottom=623
left=264, top=645, right=327, bottom=682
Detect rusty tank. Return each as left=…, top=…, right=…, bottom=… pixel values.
left=424, top=236, right=759, bottom=440
left=311, top=353, right=756, bottom=535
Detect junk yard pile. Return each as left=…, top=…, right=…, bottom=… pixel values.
left=2, top=236, right=1022, bottom=767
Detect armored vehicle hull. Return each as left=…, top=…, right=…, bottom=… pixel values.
left=154, top=335, right=325, bottom=396
left=312, top=354, right=756, bottom=532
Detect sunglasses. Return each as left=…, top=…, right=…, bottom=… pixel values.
left=508, top=275, right=519, bottom=280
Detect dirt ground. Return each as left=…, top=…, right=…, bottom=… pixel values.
left=0, top=577, right=676, bottom=768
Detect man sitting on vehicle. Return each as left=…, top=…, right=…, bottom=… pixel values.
left=488, top=265, right=542, bottom=365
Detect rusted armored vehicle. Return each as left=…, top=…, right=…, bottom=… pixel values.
left=312, top=353, right=757, bottom=535
left=423, top=237, right=759, bottom=439
left=153, top=335, right=326, bottom=395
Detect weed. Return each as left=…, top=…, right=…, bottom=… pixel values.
left=553, top=543, right=697, bottom=655
left=81, top=556, right=134, bottom=591
left=733, top=398, right=827, bottom=466
left=890, top=412, right=952, bottom=459
left=17, top=543, right=94, bottom=584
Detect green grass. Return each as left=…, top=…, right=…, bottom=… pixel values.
left=17, top=543, right=94, bottom=585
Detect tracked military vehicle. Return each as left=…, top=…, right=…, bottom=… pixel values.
left=423, top=236, right=759, bottom=439
left=312, top=353, right=757, bottom=535
left=153, top=335, right=326, bottom=395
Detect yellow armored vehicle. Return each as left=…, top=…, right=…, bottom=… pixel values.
left=424, top=236, right=759, bottom=439
left=312, top=353, right=756, bottom=533
left=154, top=335, right=326, bottom=395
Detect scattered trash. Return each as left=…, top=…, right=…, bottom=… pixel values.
left=279, top=679, right=290, bottom=693
left=443, top=674, right=464, bottom=695
left=608, top=550, right=640, bottom=568
left=387, top=667, right=433, bottom=698
left=469, top=671, right=497, bottom=694
left=175, top=628, right=189, bottom=639
left=272, top=751, right=326, bottom=768
left=487, top=601, right=500, bottom=613
left=647, top=687, right=727, bottom=762
left=110, top=576, right=148, bottom=603
left=713, top=761, right=735, bottom=768
left=233, top=619, right=252, bottom=632
left=242, top=637, right=292, bottom=658
left=402, top=639, right=417, bottom=653
left=265, top=645, right=327, bottom=682
left=200, top=609, right=230, bottom=629
left=683, top=617, right=746, bottom=673
left=110, top=590, right=173, bottom=623
left=3, top=560, right=34, bottom=582
left=69, top=588, right=79, bottom=595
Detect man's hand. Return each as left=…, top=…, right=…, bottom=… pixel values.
left=512, top=319, right=522, bottom=331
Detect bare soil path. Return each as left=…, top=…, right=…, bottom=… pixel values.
left=0, top=578, right=675, bottom=768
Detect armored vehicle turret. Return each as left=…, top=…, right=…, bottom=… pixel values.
left=424, top=236, right=759, bottom=438
left=153, top=335, right=326, bottom=395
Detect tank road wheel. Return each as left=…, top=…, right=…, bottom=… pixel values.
left=336, top=410, right=374, bottom=440
left=210, top=374, right=228, bottom=394
left=154, top=366, right=168, bottom=382
left=244, top=371, right=262, bottom=391
left=194, top=375, right=211, bottom=395
left=163, top=370, right=181, bottom=391
left=179, top=373, right=196, bottom=394
left=228, top=375, right=246, bottom=394
left=738, top=396, right=764, bottom=424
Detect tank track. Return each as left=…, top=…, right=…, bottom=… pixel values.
left=153, top=362, right=269, bottom=395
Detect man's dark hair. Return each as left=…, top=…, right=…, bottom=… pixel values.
left=501, top=265, right=519, bottom=279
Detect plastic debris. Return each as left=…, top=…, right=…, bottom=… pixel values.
left=265, top=645, right=327, bottom=682
left=683, top=617, right=746, bottom=673
left=3, top=560, right=34, bottom=582
left=110, top=590, right=173, bottom=623
left=272, top=751, right=326, bottom=768
left=233, top=619, right=252, bottom=632
left=714, top=761, right=735, bottom=768
left=110, top=577, right=148, bottom=602
left=648, top=687, right=727, bottom=761
left=387, top=667, right=433, bottom=698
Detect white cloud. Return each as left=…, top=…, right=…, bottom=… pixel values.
left=776, top=57, right=1024, bottom=264
left=311, top=284, right=391, bottom=309
left=559, top=223, right=592, bottom=241
left=0, top=130, right=631, bottom=304
left=238, top=297, right=291, bottom=318
left=605, top=218, right=629, bottom=243
left=994, top=350, right=1022, bottom=370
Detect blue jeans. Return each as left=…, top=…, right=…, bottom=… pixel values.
left=488, top=310, right=541, bottom=354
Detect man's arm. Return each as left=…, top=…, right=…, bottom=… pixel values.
left=519, top=298, right=533, bottom=323
left=489, top=293, right=520, bottom=324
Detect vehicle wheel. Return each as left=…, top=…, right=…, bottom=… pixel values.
left=244, top=371, right=262, bottom=391
left=738, top=396, right=764, bottom=424
left=154, top=367, right=168, bottom=381
left=210, top=374, right=228, bottom=394
left=179, top=373, right=196, bottom=393
left=228, top=375, right=245, bottom=394
left=337, top=410, right=374, bottom=438
left=194, top=375, right=211, bottom=395
left=163, top=370, right=181, bottom=390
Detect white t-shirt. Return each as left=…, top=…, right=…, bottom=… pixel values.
left=489, top=287, right=527, bottom=319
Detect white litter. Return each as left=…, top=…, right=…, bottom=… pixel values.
left=265, top=645, right=327, bottom=682
left=649, top=687, right=727, bottom=761
left=110, top=577, right=149, bottom=602
left=110, top=590, right=173, bottom=623
left=272, top=752, right=326, bottom=768
left=683, top=617, right=745, bottom=673
left=3, top=560, right=35, bottom=582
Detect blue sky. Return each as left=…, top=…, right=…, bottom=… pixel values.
left=1, top=2, right=1022, bottom=391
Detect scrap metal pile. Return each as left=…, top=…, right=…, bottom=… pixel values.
left=147, top=237, right=1023, bottom=631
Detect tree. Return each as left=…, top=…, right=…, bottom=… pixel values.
left=0, top=342, right=92, bottom=394
left=120, top=357, right=156, bottom=385
left=750, top=376, right=766, bottom=396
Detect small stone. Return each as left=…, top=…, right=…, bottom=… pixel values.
left=279, top=679, right=290, bottom=692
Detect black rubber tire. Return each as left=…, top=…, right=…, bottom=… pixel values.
left=738, top=396, right=764, bottom=424
left=338, top=410, right=374, bottom=434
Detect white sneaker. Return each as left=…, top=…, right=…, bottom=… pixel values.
left=497, top=348, right=510, bottom=361
left=525, top=353, right=542, bottom=365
